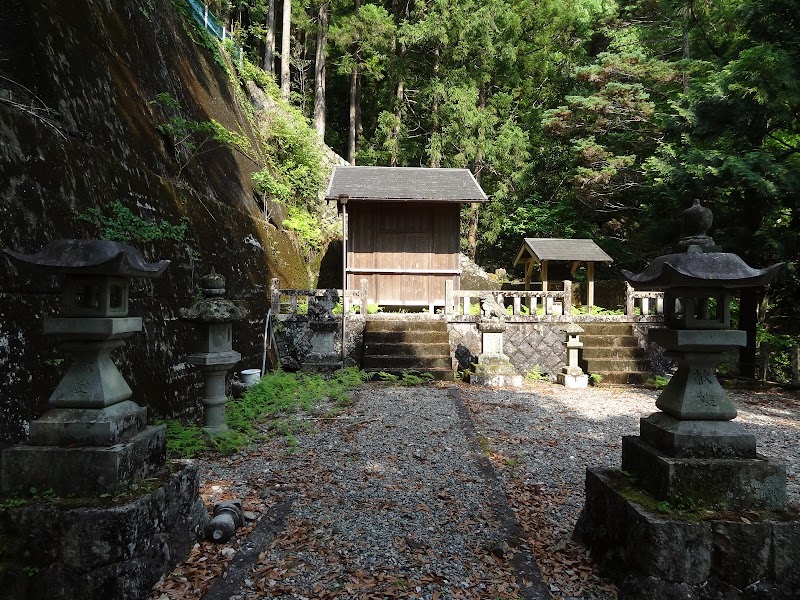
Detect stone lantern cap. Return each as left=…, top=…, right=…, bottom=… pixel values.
left=4, top=239, right=170, bottom=277
left=621, top=199, right=783, bottom=289
left=179, top=272, right=248, bottom=323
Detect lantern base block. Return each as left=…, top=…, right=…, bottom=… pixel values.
left=1, top=425, right=166, bottom=496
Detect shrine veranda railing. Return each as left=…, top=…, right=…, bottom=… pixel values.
left=269, top=278, right=664, bottom=322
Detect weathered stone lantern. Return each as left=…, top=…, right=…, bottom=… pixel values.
left=180, top=272, right=247, bottom=433
left=1, top=239, right=170, bottom=495
left=1, top=239, right=208, bottom=598
left=557, top=323, right=588, bottom=388
left=575, top=202, right=796, bottom=598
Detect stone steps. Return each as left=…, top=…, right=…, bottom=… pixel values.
left=579, top=334, right=639, bottom=348
left=579, top=322, right=650, bottom=385
left=581, top=346, right=644, bottom=360
left=362, top=318, right=454, bottom=381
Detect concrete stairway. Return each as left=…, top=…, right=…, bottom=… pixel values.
left=579, top=322, right=650, bottom=384
left=362, top=318, right=454, bottom=381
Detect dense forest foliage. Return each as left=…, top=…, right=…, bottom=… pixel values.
left=207, top=0, right=799, bottom=325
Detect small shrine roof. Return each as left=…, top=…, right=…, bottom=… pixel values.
left=325, top=166, right=488, bottom=203
left=514, top=238, right=613, bottom=265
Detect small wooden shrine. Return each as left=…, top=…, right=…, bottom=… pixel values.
left=327, top=166, right=487, bottom=310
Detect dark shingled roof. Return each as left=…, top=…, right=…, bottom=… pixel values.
left=325, top=166, right=488, bottom=202
left=515, top=238, right=614, bottom=264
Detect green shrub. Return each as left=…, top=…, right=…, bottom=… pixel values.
left=76, top=200, right=189, bottom=244
left=372, top=371, right=435, bottom=386
left=525, top=365, right=548, bottom=382
left=646, top=375, right=670, bottom=389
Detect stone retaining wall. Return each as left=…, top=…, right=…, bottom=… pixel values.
left=277, top=315, right=667, bottom=382
left=449, top=321, right=569, bottom=380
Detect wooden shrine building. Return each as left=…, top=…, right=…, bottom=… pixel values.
left=514, top=238, right=613, bottom=307
left=326, top=166, right=487, bottom=310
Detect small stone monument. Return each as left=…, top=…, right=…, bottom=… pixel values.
left=303, top=288, right=342, bottom=371
left=1, top=239, right=170, bottom=495
left=180, top=272, right=248, bottom=433
left=557, top=324, right=588, bottom=388
left=575, top=202, right=797, bottom=598
left=469, top=293, right=522, bottom=388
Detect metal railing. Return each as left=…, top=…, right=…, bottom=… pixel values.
left=185, top=0, right=243, bottom=63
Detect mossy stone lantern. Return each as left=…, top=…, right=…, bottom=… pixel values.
left=180, top=272, right=248, bottom=433
left=619, top=200, right=786, bottom=509
left=1, top=239, right=170, bottom=495
left=576, top=202, right=798, bottom=596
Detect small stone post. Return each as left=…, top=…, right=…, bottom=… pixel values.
left=270, top=277, right=281, bottom=311
left=360, top=278, right=369, bottom=316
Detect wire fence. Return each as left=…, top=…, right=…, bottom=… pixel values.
left=185, top=0, right=243, bottom=64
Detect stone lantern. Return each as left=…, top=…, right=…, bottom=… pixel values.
left=1, top=240, right=170, bottom=495
left=180, top=272, right=248, bottom=433
left=575, top=202, right=796, bottom=598
left=557, top=323, right=588, bottom=388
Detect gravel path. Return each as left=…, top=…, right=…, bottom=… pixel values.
left=152, top=381, right=800, bottom=600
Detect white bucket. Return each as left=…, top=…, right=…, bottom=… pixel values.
left=241, top=369, right=261, bottom=387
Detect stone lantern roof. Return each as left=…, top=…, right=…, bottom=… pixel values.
left=621, top=251, right=783, bottom=289
left=621, top=200, right=783, bottom=289
left=4, top=239, right=170, bottom=277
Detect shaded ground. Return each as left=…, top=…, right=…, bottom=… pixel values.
left=151, top=382, right=800, bottom=600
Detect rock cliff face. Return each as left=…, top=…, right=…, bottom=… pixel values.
left=0, top=0, right=317, bottom=446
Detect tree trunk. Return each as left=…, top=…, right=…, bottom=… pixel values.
left=467, top=84, right=487, bottom=260
left=391, top=77, right=403, bottom=167
left=313, top=1, right=328, bottom=138
left=429, top=45, right=441, bottom=168
left=348, top=69, right=358, bottom=164
left=682, top=0, right=692, bottom=94
left=264, top=0, right=276, bottom=74
left=280, top=0, right=292, bottom=100
left=347, top=0, right=361, bottom=165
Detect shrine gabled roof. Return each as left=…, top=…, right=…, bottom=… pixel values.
left=325, top=166, right=488, bottom=202
left=514, top=238, right=614, bottom=265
